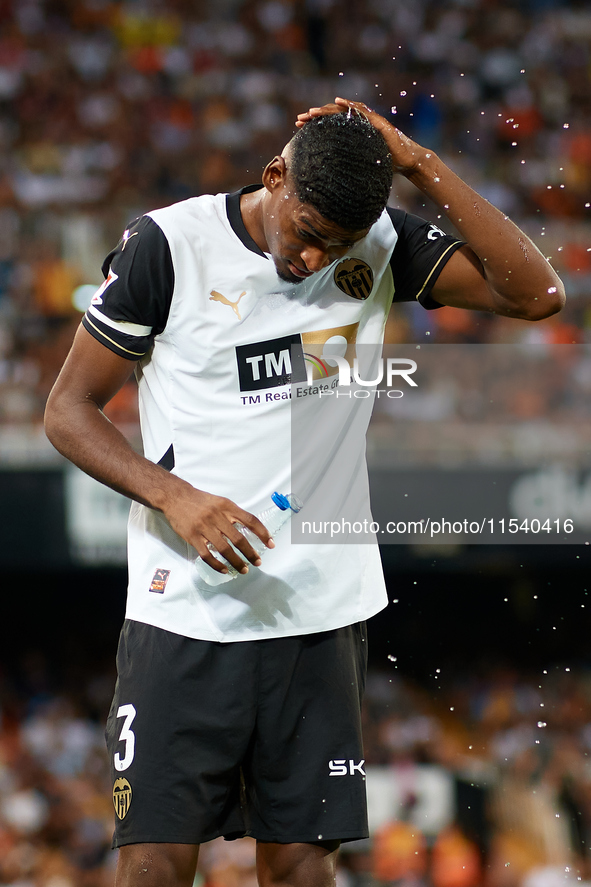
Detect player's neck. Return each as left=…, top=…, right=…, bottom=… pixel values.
left=240, top=188, right=269, bottom=254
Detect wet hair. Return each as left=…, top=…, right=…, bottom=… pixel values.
left=288, top=112, right=393, bottom=231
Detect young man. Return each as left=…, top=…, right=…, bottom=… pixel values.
left=44, top=98, right=563, bottom=887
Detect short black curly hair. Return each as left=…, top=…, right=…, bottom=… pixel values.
left=288, top=112, right=393, bottom=231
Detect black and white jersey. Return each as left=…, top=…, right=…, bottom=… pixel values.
left=83, top=188, right=463, bottom=642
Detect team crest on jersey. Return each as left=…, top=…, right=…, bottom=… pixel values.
left=149, top=568, right=171, bottom=593
left=334, top=258, right=374, bottom=300
left=113, top=777, right=132, bottom=820
left=91, top=269, right=119, bottom=305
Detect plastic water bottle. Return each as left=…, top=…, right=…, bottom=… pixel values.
left=193, top=492, right=303, bottom=586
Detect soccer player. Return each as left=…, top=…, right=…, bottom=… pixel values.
left=44, top=98, right=563, bottom=887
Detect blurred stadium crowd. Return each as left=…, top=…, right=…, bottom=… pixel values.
left=3, top=659, right=591, bottom=887
left=0, top=0, right=589, bottom=429
left=369, top=345, right=591, bottom=469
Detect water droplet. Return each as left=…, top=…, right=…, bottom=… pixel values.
left=518, top=238, right=530, bottom=262
left=473, top=202, right=481, bottom=217
left=339, top=72, right=343, bottom=76
left=434, top=176, right=440, bottom=182
left=548, top=286, right=557, bottom=293
left=585, top=203, right=590, bottom=208
left=520, top=68, right=525, bottom=73
left=450, top=707, right=454, bottom=711
left=563, top=123, right=570, bottom=129
left=391, top=106, right=397, bottom=114
left=318, top=834, right=323, bottom=839
left=511, top=142, right=517, bottom=146
left=400, top=90, right=407, bottom=96
left=537, top=721, right=547, bottom=728
left=388, top=654, right=397, bottom=662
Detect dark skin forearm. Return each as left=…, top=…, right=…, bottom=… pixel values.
left=46, top=378, right=183, bottom=510
left=45, top=326, right=272, bottom=574
left=404, top=152, right=562, bottom=319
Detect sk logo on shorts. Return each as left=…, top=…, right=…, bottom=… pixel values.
left=113, top=777, right=132, bottom=819
left=334, top=258, right=374, bottom=300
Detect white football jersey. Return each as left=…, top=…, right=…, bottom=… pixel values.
left=83, top=187, right=463, bottom=641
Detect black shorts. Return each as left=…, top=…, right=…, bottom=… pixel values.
left=105, top=619, right=369, bottom=847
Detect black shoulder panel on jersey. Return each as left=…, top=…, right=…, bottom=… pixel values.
left=387, top=208, right=465, bottom=310
left=82, top=216, right=175, bottom=360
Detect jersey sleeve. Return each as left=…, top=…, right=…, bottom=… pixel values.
left=387, top=208, right=465, bottom=310
left=82, top=215, right=175, bottom=360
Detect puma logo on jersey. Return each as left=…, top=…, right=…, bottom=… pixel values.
left=121, top=229, right=139, bottom=250
left=210, top=289, right=247, bottom=321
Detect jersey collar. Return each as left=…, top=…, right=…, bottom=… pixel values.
left=226, top=185, right=267, bottom=259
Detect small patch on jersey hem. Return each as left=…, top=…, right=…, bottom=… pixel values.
left=149, top=569, right=171, bottom=593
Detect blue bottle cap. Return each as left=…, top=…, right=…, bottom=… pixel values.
left=271, top=492, right=290, bottom=510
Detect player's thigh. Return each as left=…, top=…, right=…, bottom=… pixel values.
left=256, top=841, right=340, bottom=887
left=115, top=843, right=199, bottom=887
left=106, top=620, right=258, bottom=845
left=245, top=622, right=369, bottom=843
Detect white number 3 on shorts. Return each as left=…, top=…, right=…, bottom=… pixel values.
left=114, top=704, right=137, bottom=771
